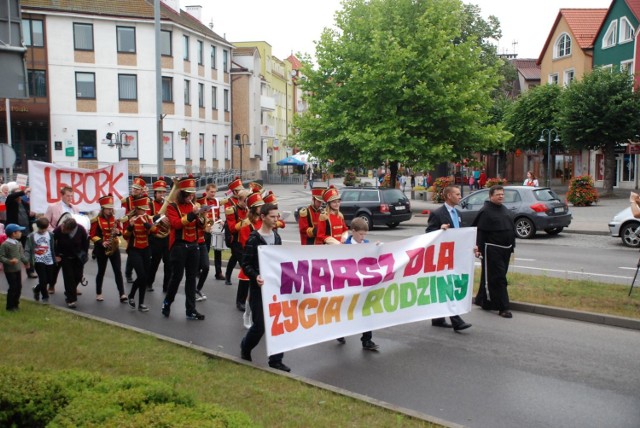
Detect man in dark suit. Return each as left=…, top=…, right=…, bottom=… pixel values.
left=425, top=185, right=472, bottom=332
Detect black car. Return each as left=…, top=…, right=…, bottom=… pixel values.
left=339, top=186, right=412, bottom=229
left=457, top=186, right=572, bottom=239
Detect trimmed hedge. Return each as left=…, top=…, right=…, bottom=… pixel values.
left=0, top=366, right=253, bottom=427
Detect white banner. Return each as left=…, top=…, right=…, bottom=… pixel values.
left=28, top=160, right=129, bottom=213
left=259, top=228, right=477, bottom=355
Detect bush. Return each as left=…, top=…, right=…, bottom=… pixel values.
left=567, top=175, right=599, bottom=206
left=343, top=171, right=357, bottom=186
left=484, top=177, right=508, bottom=188
left=432, top=176, right=453, bottom=202
left=0, top=366, right=254, bottom=428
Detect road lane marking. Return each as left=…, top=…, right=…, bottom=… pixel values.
left=513, top=265, right=632, bottom=280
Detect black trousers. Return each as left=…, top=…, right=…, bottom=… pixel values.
left=196, top=243, right=210, bottom=292
left=241, top=283, right=284, bottom=364
left=128, top=247, right=151, bottom=305
left=204, top=232, right=222, bottom=276
left=237, top=279, right=249, bottom=306
left=4, top=270, right=22, bottom=310
left=34, top=262, right=54, bottom=299
left=225, top=241, right=242, bottom=282
left=165, top=242, right=199, bottom=314
left=147, top=236, right=170, bottom=291
left=475, top=244, right=512, bottom=311
left=60, top=257, right=83, bottom=303
left=94, top=246, right=125, bottom=297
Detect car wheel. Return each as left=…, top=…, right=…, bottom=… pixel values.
left=620, top=222, right=640, bottom=248
left=514, top=217, right=535, bottom=239
left=357, top=213, right=372, bottom=229
left=544, top=227, right=563, bottom=235
left=387, top=222, right=399, bottom=229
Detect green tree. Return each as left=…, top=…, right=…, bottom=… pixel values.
left=504, top=84, right=563, bottom=181
left=294, top=0, right=509, bottom=184
left=559, top=68, right=640, bottom=196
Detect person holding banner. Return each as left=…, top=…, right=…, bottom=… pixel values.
left=53, top=217, right=89, bottom=309
left=89, top=194, right=127, bottom=303
left=44, top=184, right=78, bottom=294
left=297, top=187, right=324, bottom=245
left=425, top=185, right=472, bottom=331
left=472, top=185, right=516, bottom=318
left=316, top=186, right=348, bottom=245
left=240, top=203, right=290, bottom=372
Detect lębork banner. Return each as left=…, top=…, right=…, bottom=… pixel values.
left=259, top=228, right=476, bottom=355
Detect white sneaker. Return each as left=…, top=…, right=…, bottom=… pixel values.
left=195, top=290, right=207, bottom=302
left=243, top=305, right=253, bottom=329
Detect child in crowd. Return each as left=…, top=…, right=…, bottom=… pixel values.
left=0, top=224, right=29, bottom=311
left=336, top=218, right=379, bottom=351
left=25, top=217, right=56, bottom=303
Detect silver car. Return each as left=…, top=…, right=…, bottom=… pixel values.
left=608, top=207, right=640, bottom=248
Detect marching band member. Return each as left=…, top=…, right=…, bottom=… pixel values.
left=194, top=191, right=213, bottom=302
left=121, top=176, right=149, bottom=284
left=298, top=188, right=325, bottom=245
left=124, top=197, right=155, bottom=312
left=147, top=177, right=171, bottom=293
left=316, top=186, right=348, bottom=245
left=89, top=194, right=127, bottom=303
left=223, top=177, right=248, bottom=286
left=161, top=175, right=206, bottom=320
left=236, top=190, right=264, bottom=312
left=199, top=183, right=224, bottom=281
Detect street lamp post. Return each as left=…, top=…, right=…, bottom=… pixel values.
left=539, top=129, right=560, bottom=188
left=106, top=132, right=130, bottom=161
left=234, top=133, right=250, bottom=179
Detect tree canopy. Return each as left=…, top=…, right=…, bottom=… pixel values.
left=293, top=0, right=510, bottom=171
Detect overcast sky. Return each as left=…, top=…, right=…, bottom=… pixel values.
left=196, top=0, right=612, bottom=61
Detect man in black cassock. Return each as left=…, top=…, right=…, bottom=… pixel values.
left=472, top=185, right=516, bottom=318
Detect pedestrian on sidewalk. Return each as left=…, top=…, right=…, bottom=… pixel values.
left=0, top=224, right=28, bottom=311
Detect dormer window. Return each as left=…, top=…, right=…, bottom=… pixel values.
left=554, top=33, right=571, bottom=58
left=603, top=20, right=617, bottom=48
left=619, top=17, right=634, bottom=43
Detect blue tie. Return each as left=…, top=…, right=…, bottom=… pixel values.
left=450, top=209, right=459, bottom=228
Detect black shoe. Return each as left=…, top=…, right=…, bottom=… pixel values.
left=431, top=318, right=453, bottom=328
left=240, top=338, right=252, bottom=361
left=499, top=311, right=513, bottom=319
left=336, top=337, right=346, bottom=344
left=224, top=280, right=232, bottom=286
left=453, top=321, right=472, bottom=331
left=236, top=302, right=246, bottom=312
left=362, top=340, right=379, bottom=351
left=126, top=277, right=134, bottom=284
left=138, top=304, right=149, bottom=312
left=146, top=287, right=154, bottom=292
left=215, top=274, right=225, bottom=280
left=161, top=301, right=170, bottom=317
left=269, top=361, right=291, bottom=372
left=32, top=285, right=39, bottom=301
left=186, top=311, right=205, bottom=320
left=128, top=298, right=136, bottom=309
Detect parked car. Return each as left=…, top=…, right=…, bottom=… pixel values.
left=608, top=207, right=640, bottom=248
left=340, top=186, right=412, bottom=229
left=457, top=186, right=572, bottom=239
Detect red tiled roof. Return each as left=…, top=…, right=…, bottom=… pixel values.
left=537, top=8, right=607, bottom=65
left=625, top=0, right=640, bottom=21
left=287, top=54, right=302, bottom=70
left=511, top=58, right=541, bottom=81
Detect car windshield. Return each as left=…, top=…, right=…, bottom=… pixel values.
left=534, top=189, right=561, bottom=202
left=382, top=189, right=408, bottom=203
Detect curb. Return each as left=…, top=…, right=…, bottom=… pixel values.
left=510, top=302, right=640, bottom=330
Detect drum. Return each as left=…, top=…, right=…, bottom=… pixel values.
left=211, top=222, right=227, bottom=251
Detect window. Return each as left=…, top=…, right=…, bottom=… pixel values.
left=197, top=40, right=203, bottom=65
left=78, top=130, right=97, bottom=159
left=118, top=74, right=137, bottom=100
left=620, top=17, right=634, bottom=43
left=224, top=135, right=230, bottom=159
left=210, top=45, right=217, bottom=69
left=73, top=23, right=94, bottom=51
left=621, top=60, right=634, bottom=75
left=22, top=19, right=43, bottom=47
left=116, top=26, right=136, bottom=53
left=548, top=73, right=559, bottom=85
left=163, top=131, right=173, bottom=159
left=198, top=83, right=204, bottom=107
left=603, top=20, right=617, bottom=48
left=162, top=77, right=173, bottom=102
left=211, top=86, right=217, bottom=109
left=199, top=133, right=205, bottom=159
left=224, top=89, right=229, bottom=111
left=75, top=72, right=95, bottom=99
left=563, top=69, right=575, bottom=86
left=185, top=133, right=191, bottom=160
left=119, top=131, right=138, bottom=159
left=160, top=30, right=172, bottom=56
left=554, top=33, right=571, bottom=58
left=27, top=69, right=46, bottom=97
left=184, top=79, right=190, bottom=104
left=183, top=35, right=189, bottom=60
left=223, top=49, right=229, bottom=72
left=212, top=135, right=217, bottom=160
